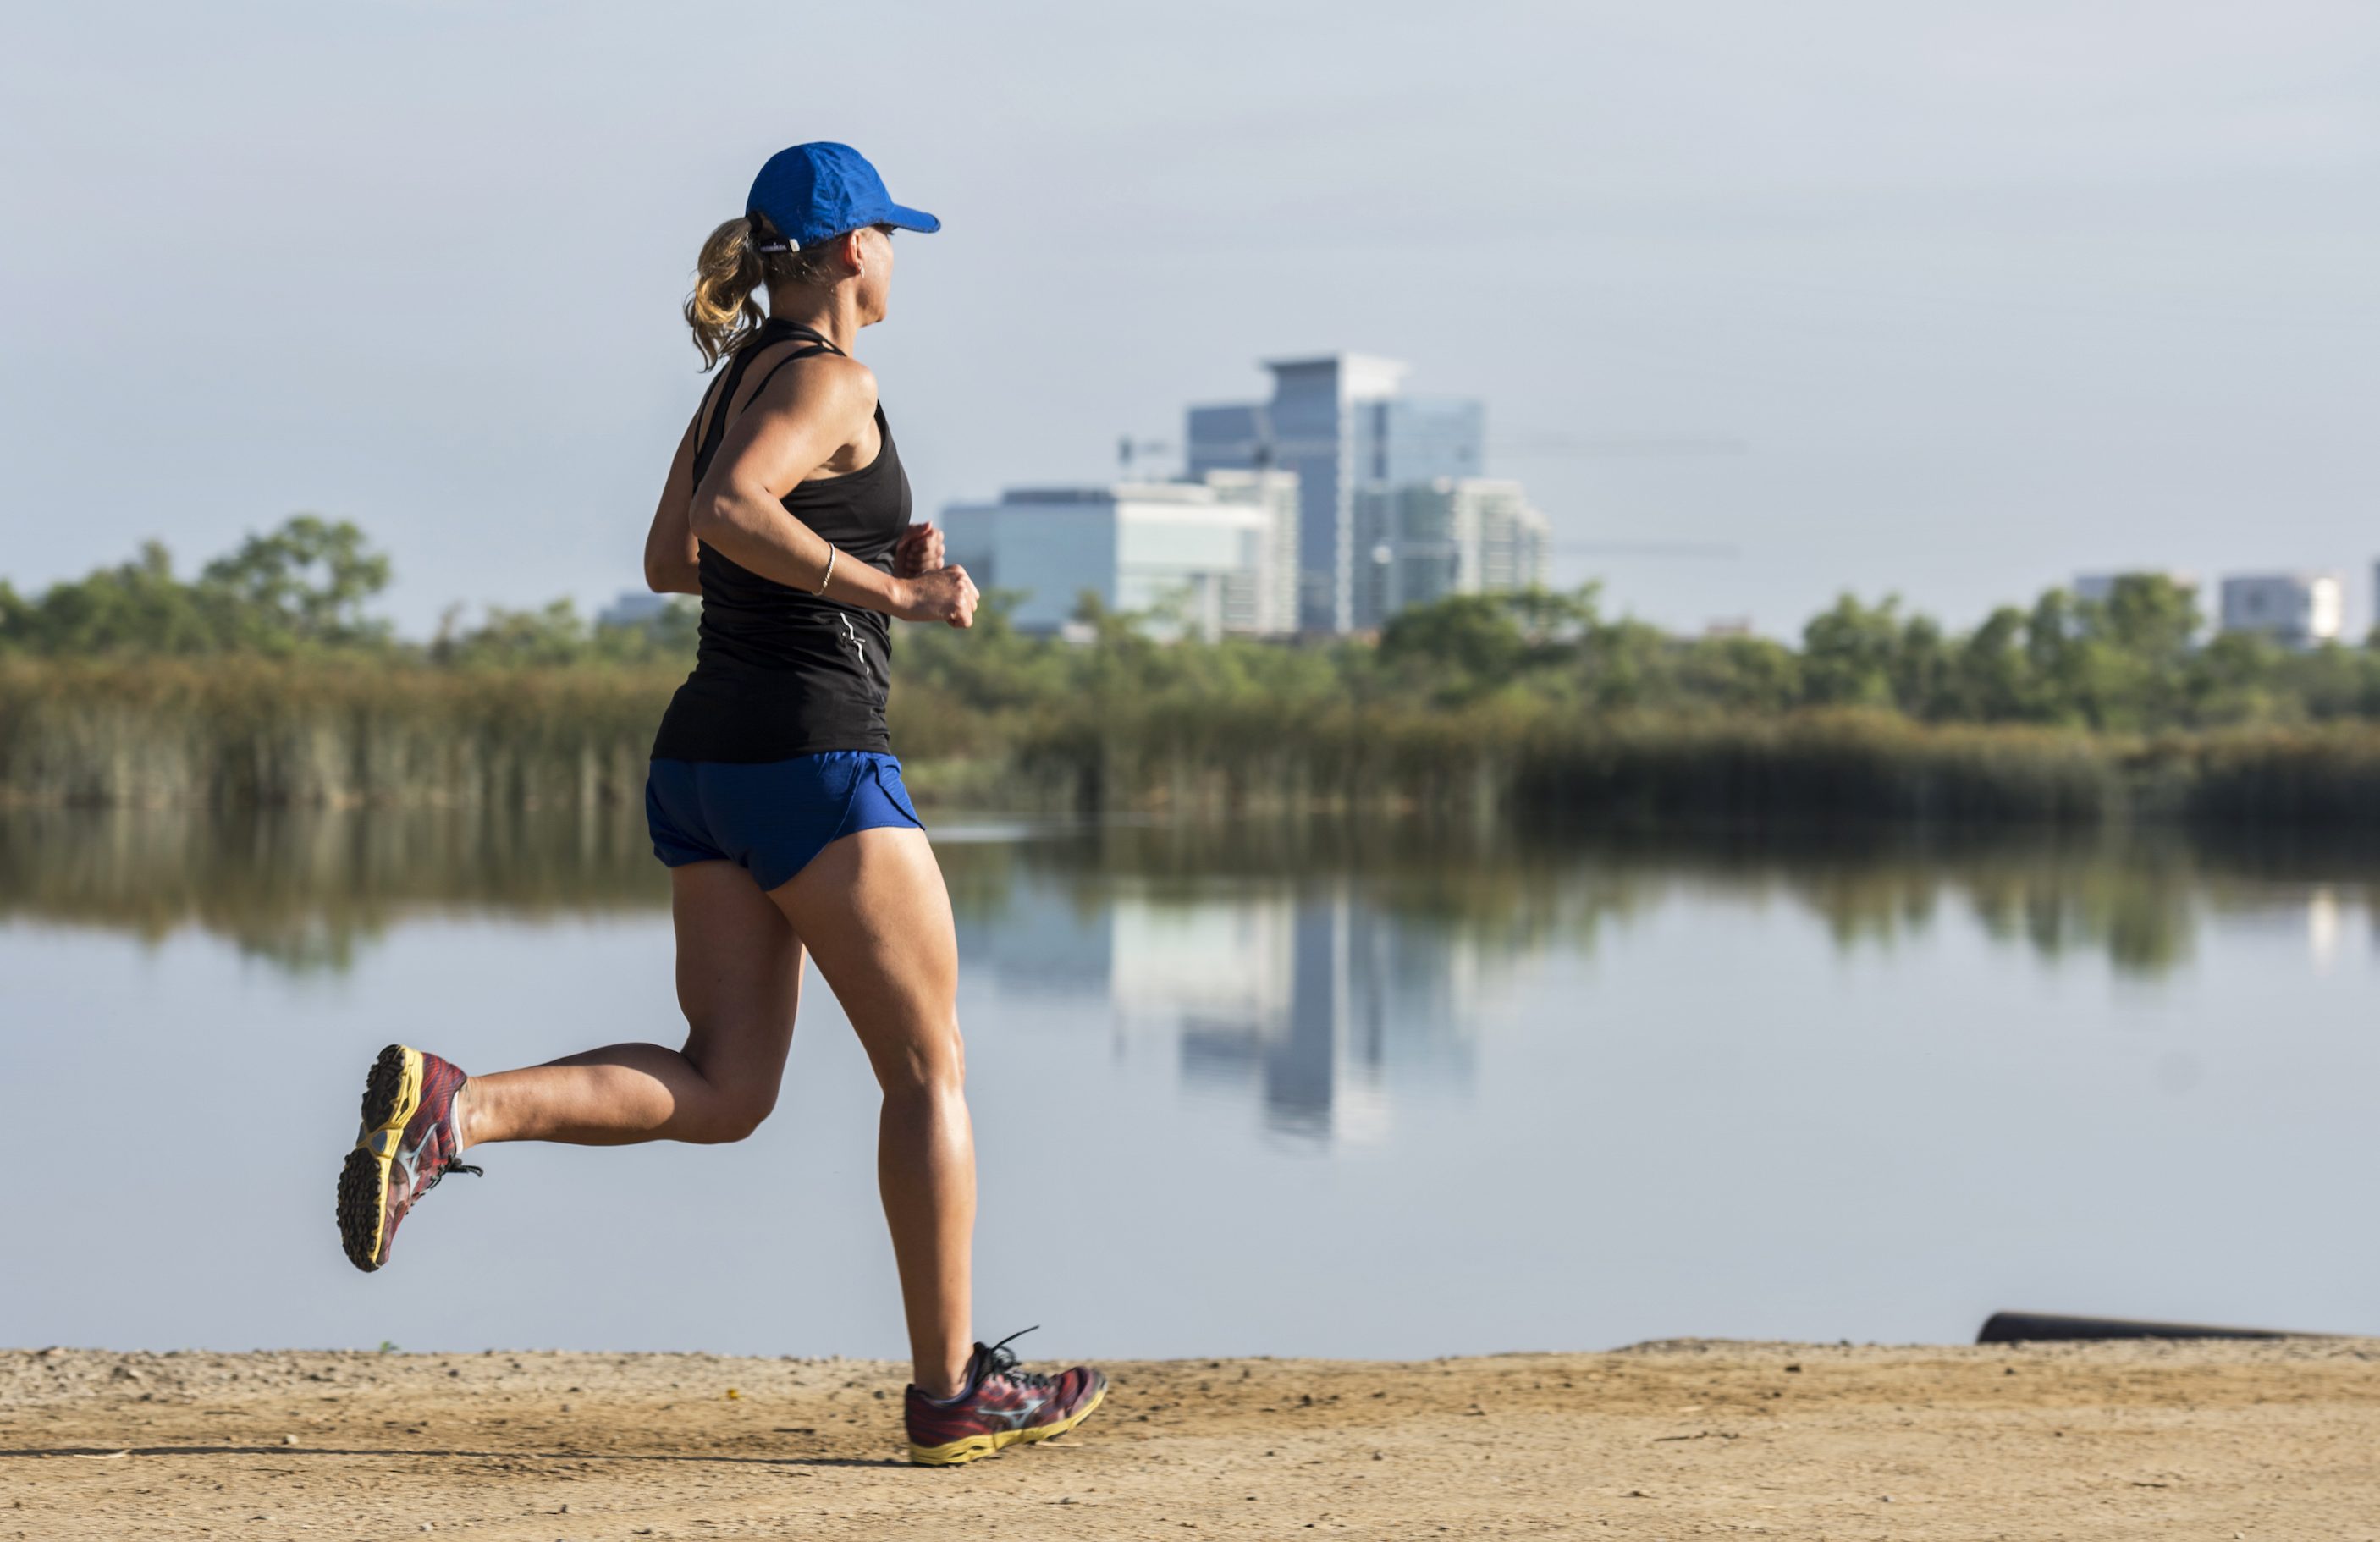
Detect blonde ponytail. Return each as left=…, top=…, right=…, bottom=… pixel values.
left=684, top=218, right=768, bottom=369
left=684, top=215, right=866, bottom=368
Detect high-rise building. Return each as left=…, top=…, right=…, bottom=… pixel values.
left=939, top=470, right=1299, bottom=642
left=1351, top=479, right=1551, bottom=631
left=1187, top=355, right=1485, bottom=633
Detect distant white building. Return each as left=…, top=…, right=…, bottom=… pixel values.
left=940, top=470, right=1299, bottom=642
left=1350, top=477, right=1551, bottom=631
left=2219, top=572, right=2344, bottom=648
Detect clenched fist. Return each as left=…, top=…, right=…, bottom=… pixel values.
left=895, top=564, right=978, bottom=629
left=892, top=521, right=946, bottom=579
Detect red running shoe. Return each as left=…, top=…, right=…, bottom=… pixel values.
left=905, top=1328, right=1107, bottom=1467
left=337, top=1044, right=482, bottom=1272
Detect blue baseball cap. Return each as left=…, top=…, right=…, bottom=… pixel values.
left=746, top=143, right=940, bottom=252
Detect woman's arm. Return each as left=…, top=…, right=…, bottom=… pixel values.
left=641, top=412, right=702, bottom=595
left=688, top=355, right=976, bottom=627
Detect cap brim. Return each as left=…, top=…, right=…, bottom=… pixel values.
left=881, top=202, right=941, bottom=234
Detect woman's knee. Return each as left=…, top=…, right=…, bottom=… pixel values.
left=874, top=1018, right=966, bottom=1101
left=680, top=1036, right=788, bottom=1143
left=686, top=1082, right=778, bottom=1143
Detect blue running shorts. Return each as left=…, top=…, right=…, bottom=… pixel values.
left=644, top=751, right=924, bottom=892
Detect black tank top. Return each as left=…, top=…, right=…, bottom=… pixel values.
left=650, top=318, right=912, bottom=763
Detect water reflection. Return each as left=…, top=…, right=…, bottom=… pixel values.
left=942, top=858, right=1492, bottom=1141
left=0, top=807, right=660, bottom=972
left=1175, top=897, right=1484, bottom=1143
left=9, top=811, right=2380, bottom=1354
left=6, top=809, right=2377, bottom=982
left=8, top=809, right=2378, bottom=1143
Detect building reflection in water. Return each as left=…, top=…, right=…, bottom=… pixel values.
left=961, top=875, right=1486, bottom=1144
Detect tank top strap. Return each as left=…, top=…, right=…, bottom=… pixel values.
left=761, top=319, right=843, bottom=355
left=745, top=342, right=838, bottom=404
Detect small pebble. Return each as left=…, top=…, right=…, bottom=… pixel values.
left=281, top=1435, right=299, bottom=1446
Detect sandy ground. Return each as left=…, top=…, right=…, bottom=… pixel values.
left=4, top=1341, right=2377, bottom=1540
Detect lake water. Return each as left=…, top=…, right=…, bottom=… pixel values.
left=4, top=810, right=2376, bottom=1363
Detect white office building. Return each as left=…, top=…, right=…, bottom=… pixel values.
left=1352, top=478, right=1551, bottom=631
left=2219, top=572, right=2344, bottom=648
left=940, top=470, right=1298, bottom=642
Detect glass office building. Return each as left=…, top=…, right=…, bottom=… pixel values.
left=1351, top=479, right=1552, bottom=631
left=1187, top=355, right=1485, bottom=634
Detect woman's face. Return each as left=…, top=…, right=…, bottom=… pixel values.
left=857, top=224, right=897, bottom=323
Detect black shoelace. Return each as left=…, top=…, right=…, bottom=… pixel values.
left=978, top=1325, right=1050, bottom=1389
left=419, top=1157, right=484, bottom=1194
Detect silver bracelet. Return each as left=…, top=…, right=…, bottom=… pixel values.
left=814, top=545, right=839, bottom=596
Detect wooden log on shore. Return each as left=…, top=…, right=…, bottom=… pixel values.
left=1978, top=1310, right=2324, bottom=1343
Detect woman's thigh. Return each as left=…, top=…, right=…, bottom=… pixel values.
left=673, top=859, right=806, bottom=1095
left=764, top=826, right=961, bottom=1091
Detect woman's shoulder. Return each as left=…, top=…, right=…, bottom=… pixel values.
left=750, top=345, right=877, bottom=423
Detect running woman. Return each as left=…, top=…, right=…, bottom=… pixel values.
left=333, top=142, right=1104, bottom=1468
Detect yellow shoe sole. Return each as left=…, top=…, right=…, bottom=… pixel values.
left=908, top=1380, right=1107, bottom=1467
left=336, top=1044, right=424, bottom=1272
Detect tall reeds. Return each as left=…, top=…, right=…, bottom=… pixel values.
left=0, top=658, right=673, bottom=808
left=9, top=658, right=2380, bottom=825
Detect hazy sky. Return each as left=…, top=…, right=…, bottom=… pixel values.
left=5, top=1, right=2375, bottom=638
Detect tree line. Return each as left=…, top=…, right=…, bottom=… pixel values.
left=0, top=516, right=691, bottom=667
left=7, top=516, right=2378, bottom=735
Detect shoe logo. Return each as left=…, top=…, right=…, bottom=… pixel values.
left=982, top=1392, right=1049, bottom=1429
left=393, top=1126, right=437, bottom=1198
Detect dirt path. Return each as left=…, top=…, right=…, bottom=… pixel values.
left=5, top=1341, right=2377, bottom=1539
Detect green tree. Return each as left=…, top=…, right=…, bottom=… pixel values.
left=2065, top=575, right=2201, bottom=729
left=4, top=541, right=221, bottom=655
left=1944, top=606, right=2035, bottom=721
left=199, top=515, right=393, bottom=652
left=1378, top=587, right=1595, bottom=702
left=1890, top=613, right=1950, bottom=718
left=1673, top=634, right=1802, bottom=713
left=1800, top=594, right=1903, bottom=708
